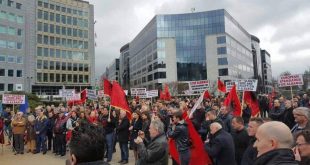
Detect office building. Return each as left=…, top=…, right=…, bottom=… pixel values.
left=119, top=43, right=130, bottom=90
left=0, top=0, right=27, bottom=93
left=261, top=49, right=272, bottom=93
left=128, top=9, right=255, bottom=89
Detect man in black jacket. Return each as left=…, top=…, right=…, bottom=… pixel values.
left=281, top=100, right=295, bottom=129
left=231, top=116, right=250, bottom=165
left=219, top=106, right=233, bottom=133
left=135, top=119, right=168, bottom=165
left=167, top=110, right=191, bottom=165
left=241, top=118, right=264, bottom=165
left=253, top=121, right=298, bottom=165
left=204, top=122, right=236, bottom=165
left=116, top=110, right=130, bottom=164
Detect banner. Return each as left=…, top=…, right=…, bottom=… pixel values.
left=2, top=94, right=25, bottom=104
left=278, top=74, right=304, bottom=87
left=97, top=90, right=104, bottom=97
left=66, top=93, right=81, bottom=101
left=229, top=79, right=258, bottom=91
left=146, top=90, right=158, bottom=98
left=87, top=89, right=97, bottom=100
left=225, top=81, right=236, bottom=92
left=189, top=80, right=210, bottom=92
left=131, top=88, right=146, bottom=98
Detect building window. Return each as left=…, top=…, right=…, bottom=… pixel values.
left=218, top=58, right=228, bottom=65
left=8, top=69, right=14, bottom=77
left=16, top=3, right=22, bottom=9
left=84, top=64, right=88, bottom=72
left=49, top=4, right=54, bottom=10
left=43, top=35, right=48, bottom=44
left=61, top=15, right=66, bottom=24
left=50, top=36, right=54, bottom=45
left=16, top=56, right=23, bottom=64
left=17, top=42, right=22, bottom=49
left=84, top=75, right=89, bottom=83
left=50, top=24, right=54, bottom=33
left=37, top=34, right=42, bottom=44
left=67, top=16, right=72, bottom=25
left=37, top=72, right=42, bottom=82
left=0, top=55, right=5, bottom=62
left=217, top=47, right=227, bottom=55
left=56, top=37, right=60, bottom=46
left=17, top=29, right=22, bottom=36
left=61, top=62, right=66, bottom=70
left=56, top=25, right=60, bottom=34
left=67, top=63, right=72, bottom=71
left=8, top=84, right=13, bottom=91
left=50, top=48, right=55, bottom=57
left=8, top=27, right=15, bottom=35
left=7, top=41, right=15, bottom=49
left=44, top=48, right=49, bottom=57
left=56, top=49, right=60, bottom=58
left=16, top=16, right=23, bottom=24
left=147, top=74, right=153, bottom=81
left=49, top=73, right=54, bottom=82
left=73, top=74, right=78, bottom=83
left=7, top=56, right=15, bottom=63
left=219, top=68, right=228, bottom=76
left=0, top=25, right=6, bottom=34
left=37, top=60, right=42, bottom=69
left=73, top=63, right=77, bottom=71
left=0, top=69, right=4, bottom=76
left=49, top=61, right=54, bottom=70
left=0, top=40, right=6, bottom=48
left=37, top=47, right=42, bottom=56
left=217, top=36, right=226, bottom=44
left=16, top=70, right=22, bottom=77
left=78, top=63, right=83, bottom=71
left=56, top=14, right=60, bottom=23
left=43, top=2, right=48, bottom=8
left=7, top=0, right=13, bottom=7
left=56, top=5, right=60, bottom=11
left=56, top=61, right=60, bottom=70
left=68, top=74, right=72, bottom=82
left=62, top=74, right=66, bottom=82
left=43, top=73, right=48, bottom=82
left=8, top=13, right=15, bottom=22
left=0, top=11, right=6, bottom=20
left=0, top=84, right=4, bottom=91
left=78, top=75, right=83, bottom=83
left=49, top=12, right=54, bottom=21
left=38, top=1, right=42, bottom=7
left=43, top=23, right=48, bottom=32
left=62, top=27, right=66, bottom=35
left=43, top=60, right=48, bottom=69
left=61, top=7, right=66, bottom=13
left=43, top=11, right=48, bottom=20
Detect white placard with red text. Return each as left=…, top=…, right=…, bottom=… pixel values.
left=278, top=74, right=304, bottom=87
left=188, top=80, right=210, bottom=92
left=2, top=94, right=25, bottom=104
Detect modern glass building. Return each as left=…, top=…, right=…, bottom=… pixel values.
left=129, top=9, right=255, bottom=89
left=0, top=0, right=27, bottom=93
left=261, top=49, right=272, bottom=93
left=33, top=0, right=95, bottom=95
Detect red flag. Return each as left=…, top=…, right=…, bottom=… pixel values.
left=224, top=85, right=242, bottom=116
left=80, top=89, right=87, bottom=103
left=110, top=81, right=132, bottom=120
left=244, top=91, right=260, bottom=117
left=169, top=112, right=212, bottom=165
left=217, top=79, right=226, bottom=93
left=203, top=90, right=211, bottom=99
left=104, top=79, right=112, bottom=96
left=159, top=90, right=165, bottom=100
left=268, top=88, right=276, bottom=109
left=164, top=84, right=171, bottom=101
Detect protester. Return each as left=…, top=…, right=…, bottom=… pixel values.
left=219, top=105, right=233, bottom=133
left=294, top=130, right=310, bottom=165
left=67, top=122, right=110, bottom=165
left=199, top=110, right=223, bottom=141
left=66, top=110, right=79, bottom=142
left=241, top=118, right=264, bottom=165
left=34, top=108, right=48, bottom=154
left=129, top=111, right=142, bottom=162
left=269, top=99, right=284, bottom=121
left=231, top=116, right=250, bottom=165
left=0, top=116, right=5, bottom=145
left=141, top=111, right=151, bottom=141
left=168, top=109, right=191, bottom=165
left=135, top=119, right=168, bottom=165
left=99, top=107, right=116, bottom=162
left=4, top=108, right=13, bottom=145
left=46, top=111, right=55, bottom=151
left=54, top=109, right=71, bottom=156
left=291, top=107, right=310, bottom=135
left=116, top=110, right=130, bottom=164
left=11, top=111, right=26, bottom=154
left=26, top=115, right=36, bottom=154
left=204, top=122, right=236, bottom=165
left=281, top=100, right=296, bottom=129
left=253, top=121, right=298, bottom=165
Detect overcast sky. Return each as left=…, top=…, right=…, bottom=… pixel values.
left=88, top=0, right=310, bottom=79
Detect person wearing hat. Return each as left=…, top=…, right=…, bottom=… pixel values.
left=11, top=111, right=26, bottom=154
left=34, top=108, right=48, bottom=154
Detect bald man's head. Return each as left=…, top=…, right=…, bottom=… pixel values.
left=254, top=121, right=294, bottom=157
left=210, top=122, right=222, bottom=135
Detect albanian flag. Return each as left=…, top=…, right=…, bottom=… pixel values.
left=244, top=91, right=260, bottom=117
left=110, top=81, right=132, bottom=120
left=224, top=84, right=242, bottom=116
left=103, top=79, right=112, bottom=97
left=217, top=79, right=226, bottom=93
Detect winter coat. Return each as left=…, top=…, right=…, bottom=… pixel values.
left=232, top=128, right=250, bottom=165
left=219, top=113, right=233, bottom=133
left=204, top=129, right=236, bottom=165
left=12, top=117, right=26, bottom=134
left=253, top=149, right=298, bottom=165
left=98, top=114, right=116, bottom=134
left=241, top=137, right=257, bottom=165
left=34, top=115, right=48, bottom=135
left=167, top=120, right=191, bottom=153
left=136, top=133, right=168, bottom=165
left=26, top=121, right=36, bottom=140
left=116, top=117, right=130, bottom=142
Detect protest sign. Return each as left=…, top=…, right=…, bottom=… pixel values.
left=130, top=88, right=146, bottom=98
left=97, top=90, right=104, bottom=97
left=188, top=80, right=210, bottom=92
left=278, top=74, right=304, bottom=87
left=225, top=81, right=236, bottom=92
left=146, top=90, right=158, bottom=98
left=87, top=89, right=97, bottom=100
left=234, top=79, right=258, bottom=91
left=2, top=94, right=25, bottom=104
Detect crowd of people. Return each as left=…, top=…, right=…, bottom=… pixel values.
left=0, top=93, right=310, bottom=165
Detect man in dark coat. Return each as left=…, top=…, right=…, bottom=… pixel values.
left=204, top=122, right=236, bottom=165
left=241, top=118, right=264, bottom=165
left=135, top=119, right=168, bottom=165
left=219, top=106, right=233, bottom=133
left=253, top=121, right=298, bottom=165
left=116, top=110, right=130, bottom=164
left=281, top=100, right=296, bottom=129
left=231, top=116, right=250, bottom=165
left=199, top=110, right=224, bottom=141
left=167, top=110, right=191, bottom=165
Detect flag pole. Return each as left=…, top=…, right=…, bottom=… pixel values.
left=241, top=91, right=245, bottom=109
left=290, top=86, right=293, bottom=99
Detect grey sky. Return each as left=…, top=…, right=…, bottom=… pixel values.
left=89, top=0, right=310, bottom=79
